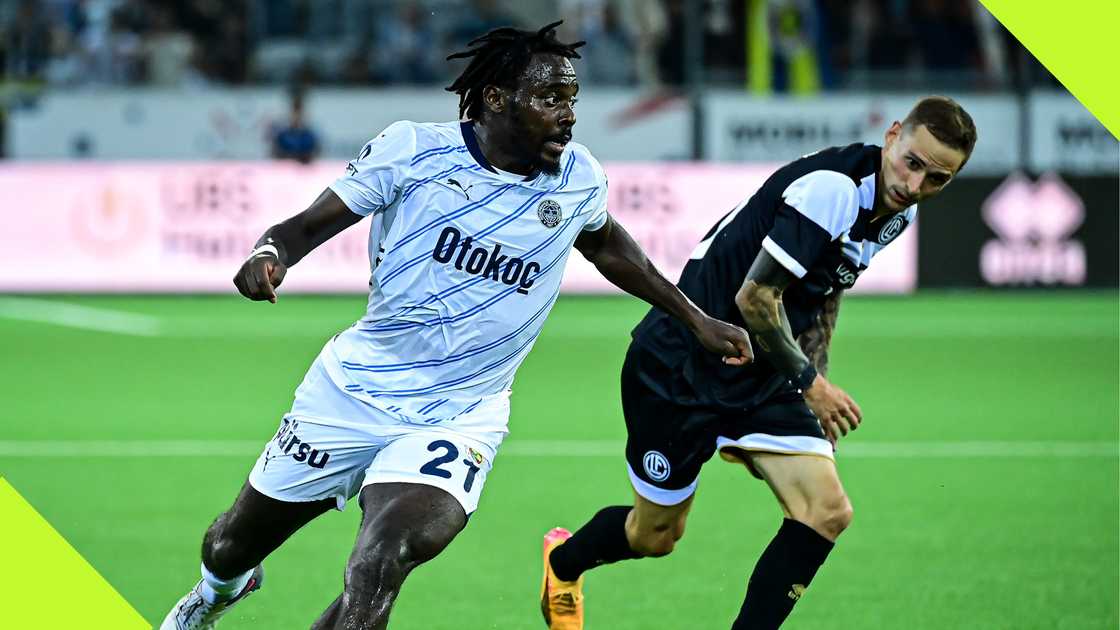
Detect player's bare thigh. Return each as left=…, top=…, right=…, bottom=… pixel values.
left=746, top=452, right=853, bottom=541
left=625, top=490, right=695, bottom=557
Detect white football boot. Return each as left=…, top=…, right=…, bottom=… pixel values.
left=160, top=565, right=264, bottom=630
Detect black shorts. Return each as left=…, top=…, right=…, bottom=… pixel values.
left=621, top=343, right=831, bottom=505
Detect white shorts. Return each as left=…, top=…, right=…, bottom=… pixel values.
left=248, top=357, right=507, bottom=514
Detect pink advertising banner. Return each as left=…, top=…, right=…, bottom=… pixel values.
left=0, top=162, right=915, bottom=294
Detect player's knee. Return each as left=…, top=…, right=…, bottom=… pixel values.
left=808, top=494, right=853, bottom=540
left=347, top=527, right=442, bottom=589
left=201, top=515, right=252, bottom=576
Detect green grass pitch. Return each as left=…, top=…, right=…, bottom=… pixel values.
left=1, top=293, right=1117, bottom=629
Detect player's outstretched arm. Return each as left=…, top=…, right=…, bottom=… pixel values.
left=574, top=215, right=752, bottom=366
left=735, top=252, right=860, bottom=442
left=233, top=189, right=362, bottom=303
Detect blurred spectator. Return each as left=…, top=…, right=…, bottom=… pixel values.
left=0, top=0, right=1064, bottom=91
left=852, top=0, right=916, bottom=71
left=560, top=0, right=635, bottom=85
left=911, top=0, right=980, bottom=71
left=656, top=0, right=685, bottom=85
left=182, top=0, right=249, bottom=84
left=767, top=0, right=821, bottom=93
left=447, top=0, right=521, bottom=49
left=4, top=0, right=52, bottom=81
left=972, top=1, right=1006, bottom=88
left=370, top=2, right=440, bottom=84
left=271, top=88, right=320, bottom=163
left=82, top=1, right=145, bottom=84
left=815, top=0, right=850, bottom=89
left=702, top=0, right=744, bottom=84
left=258, top=0, right=302, bottom=38
left=656, top=0, right=746, bottom=88
left=307, top=0, right=368, bottom=43
left=622, top=0, right=668, bottom=87
left=144, top=4, right=193, bottom=86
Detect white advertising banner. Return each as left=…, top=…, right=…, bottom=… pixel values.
left=562, top=163, right=917, bottom=293
left=1028, top=91, right=1120, bottom=175
left=0, top=162, right=915, bottom=294
left=705, top=92, right=1021, bottom=175
left=9, top=88, right=690, bottom=162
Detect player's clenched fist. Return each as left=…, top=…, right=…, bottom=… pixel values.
left=692, top=315, right=754, bottom=366
left=803, top=375, right=862, bottom=445
left=233, top=248, right=287, bottom=303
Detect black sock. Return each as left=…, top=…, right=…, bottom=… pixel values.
left=548, top=506, right=639, bottom=581
left=731, top=519, right=835, bottom=630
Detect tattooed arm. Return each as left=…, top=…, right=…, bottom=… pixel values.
left=735, top=251, right=861, bottom=443
left=797, top=291, right=842, bottom=377
left=733, top=251, right=813, bottom=381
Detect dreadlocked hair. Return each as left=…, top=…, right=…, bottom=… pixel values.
left=446, top=20, right=585, bottom=120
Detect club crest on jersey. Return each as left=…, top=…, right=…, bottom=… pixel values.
left=877, top=214, right=908, bottom=244
left=643, top=450, right=671, bottom=482
left=468, top=447, right=485, bottom=466
left=537, top=199, right=562, bottom=228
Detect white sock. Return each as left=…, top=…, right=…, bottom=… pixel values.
left=199, top=563, right=252, bottom=604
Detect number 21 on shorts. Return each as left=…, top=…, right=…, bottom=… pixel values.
left=419, top=440, right=482, bottom=493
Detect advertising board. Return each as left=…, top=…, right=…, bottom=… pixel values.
left=0, top=162, right=917, bottom=294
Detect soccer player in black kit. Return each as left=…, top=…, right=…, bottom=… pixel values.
left=540, top=96, right=977, bottom=629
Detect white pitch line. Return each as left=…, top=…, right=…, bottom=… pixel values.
left=0, top=297, right=162, bottom=336
left=0, top=440, right=1114, bottom=459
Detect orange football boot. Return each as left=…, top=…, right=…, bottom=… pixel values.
left=540, top=527, right=584, bottom=630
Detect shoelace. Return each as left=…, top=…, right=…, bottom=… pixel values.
left=549, top=591, right=581, bottom=615
left=177, top=590, right=211, bottom=629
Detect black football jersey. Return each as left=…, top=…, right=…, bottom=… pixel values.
left=631, top=143, right=915, bottom=409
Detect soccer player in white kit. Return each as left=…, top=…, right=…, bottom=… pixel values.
left=160, top=22, right=752, bottom=630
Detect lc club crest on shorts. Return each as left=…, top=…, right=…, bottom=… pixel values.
left=643, top=450, right=671, bottom=482
left=537, top=199, right=562, bottom=228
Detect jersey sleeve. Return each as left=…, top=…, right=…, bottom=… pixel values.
left=763, top=170, right=860, bottom=278
left=329, top=121, right=417, bottom=217
left=581, top=153, right=610, bottom=232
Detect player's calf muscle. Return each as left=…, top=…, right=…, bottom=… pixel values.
left=627, top=531, right=678, bottom=557
left=626, top=506, right=690, bottom=557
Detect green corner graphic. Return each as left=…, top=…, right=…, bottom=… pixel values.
left=0, top=478, right=150, bottom=629
left=980, top=0, right=1120, bottom=139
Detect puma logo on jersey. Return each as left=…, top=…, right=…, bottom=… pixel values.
left=446, top=177, right=476, bottom=200
left=432, top=226, right=540, bottom=294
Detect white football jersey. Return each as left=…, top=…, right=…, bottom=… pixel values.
left=321, top=120, right=609, bottom=432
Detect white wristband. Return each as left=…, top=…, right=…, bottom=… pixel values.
left=248, top=243, right=279, bottom=260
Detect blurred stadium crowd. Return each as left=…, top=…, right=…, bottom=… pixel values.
left=1, top=0, right=1056, bottom=90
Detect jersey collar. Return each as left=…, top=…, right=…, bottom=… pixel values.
left=460, top=120, right=539, bottom=183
